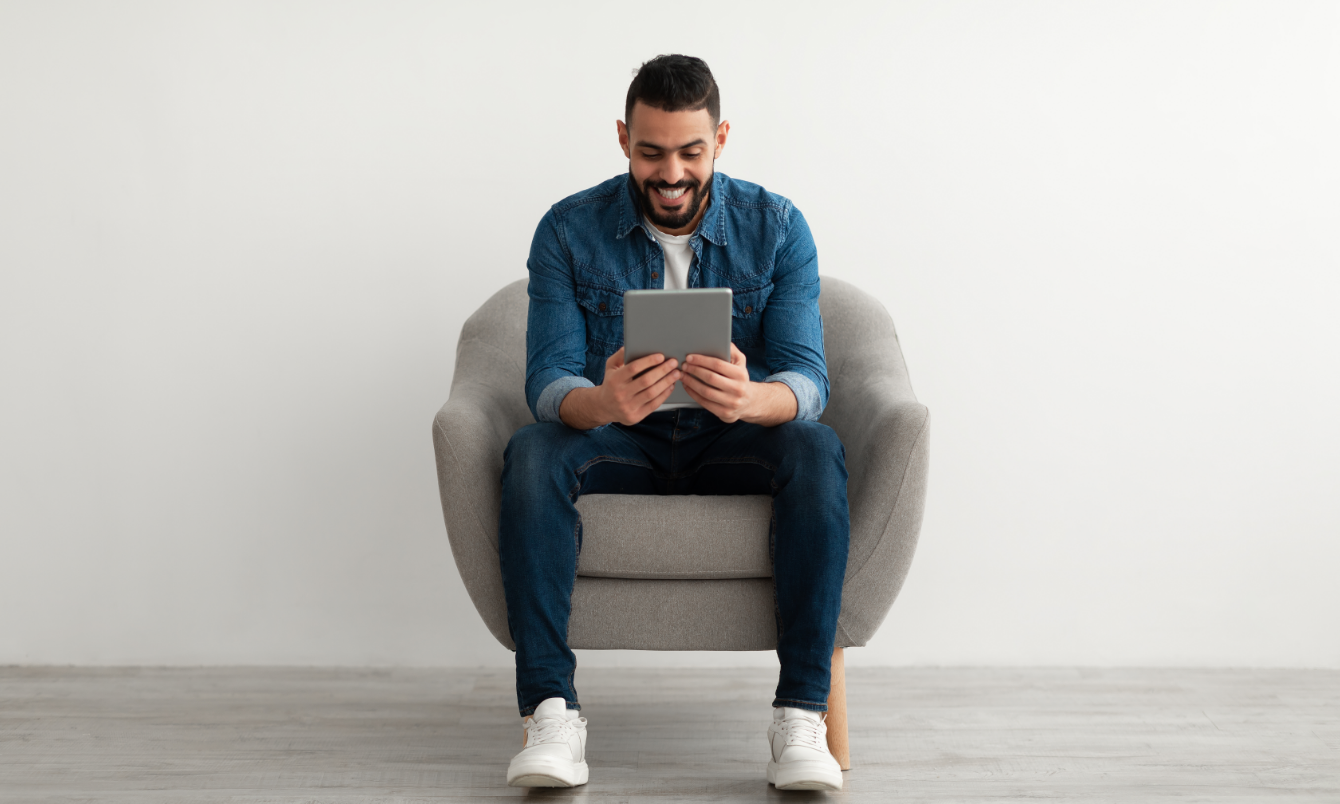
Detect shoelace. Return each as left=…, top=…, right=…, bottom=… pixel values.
left=526, top=715, right=579, bottom=746
left=780, top=715, right=827, bottom=749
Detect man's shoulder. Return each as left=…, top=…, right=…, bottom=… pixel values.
left=549, top=174, right=628, bottom=218
left=709, top=174, right=808, bottom=256
left=716, top=173, right=794, bottom=215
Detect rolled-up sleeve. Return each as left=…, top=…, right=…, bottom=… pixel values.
left=763, top=370, right=823, bottom=422
left=535, top=375, right=595, bottom=424
left=524, top=209, right=592, bottom=425
left=760, top=205, right=830, bottom=420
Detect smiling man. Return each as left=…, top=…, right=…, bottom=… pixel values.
left=498, top=55, right=849, bottom=792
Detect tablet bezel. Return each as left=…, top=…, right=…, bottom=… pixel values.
left=623, top=288, right=733, bottom=409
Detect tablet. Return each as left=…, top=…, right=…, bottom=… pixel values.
left=623, top=288, right=733, bottom=408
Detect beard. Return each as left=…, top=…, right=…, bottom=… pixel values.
left=635, top=166, right=715, bottom=232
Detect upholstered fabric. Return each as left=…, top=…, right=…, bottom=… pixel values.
left=569, top=577, right=778, bottom=650
left=575, top=495, right=773, bottom=580
left=432, top=276, right=929, bottom=651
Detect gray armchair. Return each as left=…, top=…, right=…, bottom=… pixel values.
left=432, top=276, right=929, bottom=767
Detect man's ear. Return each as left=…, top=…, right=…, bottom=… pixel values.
left=617, top=120, right=631, bottom=158
left=714, top=120, right=730, bottom=159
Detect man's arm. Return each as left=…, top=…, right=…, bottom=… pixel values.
left=560, top=348, right=682, bottom=429
left=757, top=204, right=829, bottom=420
left=679, top=203, right=828, bottom=425
left=680, top=344, right=797, bottom=426
left=526, top=209, right=686, bottom=431
left=524, top=209, right=597, bottom=423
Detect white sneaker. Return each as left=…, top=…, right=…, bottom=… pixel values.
left=506, top=697, right=589, bottom=787
left=766, top=706, right=844, bottom=791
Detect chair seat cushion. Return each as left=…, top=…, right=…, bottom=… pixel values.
left=574, top=494, right=773, bottom=579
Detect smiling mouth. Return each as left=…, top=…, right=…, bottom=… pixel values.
left=656, top=187, right=688, bottom=200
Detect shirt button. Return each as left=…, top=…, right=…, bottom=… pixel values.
left=744, top=305, right=753, bottom=314
left=598, top=302, right=607, bottom=311
left=652, top=272, right=659, bottom=280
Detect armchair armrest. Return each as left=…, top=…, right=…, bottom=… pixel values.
left=821, top=347, right=930, bottom=647
left=433, top=336, right=533, bottom=650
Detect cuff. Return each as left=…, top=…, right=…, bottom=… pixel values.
left=764, top=371, right=823, bottom=422
left=535, top=375, right=597, bottom=426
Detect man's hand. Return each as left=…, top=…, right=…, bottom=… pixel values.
left=559, top=348, right=680, bottom=430
left=681, top=343, right=798, bottom=426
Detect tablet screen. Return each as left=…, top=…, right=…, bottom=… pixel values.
left=623, top=288, right=733, bottom=408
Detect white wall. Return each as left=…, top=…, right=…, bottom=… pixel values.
left=2, top=1, right=1336, bottom=668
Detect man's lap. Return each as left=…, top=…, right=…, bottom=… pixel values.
left=503, top=410, right=842, bottom=498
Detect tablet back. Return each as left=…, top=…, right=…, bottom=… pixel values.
left=623, top=288, right=733, bottom=408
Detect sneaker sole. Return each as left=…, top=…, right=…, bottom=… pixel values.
left=507, top=759, right=589, bottom=788
left=767, top=759, right=843, bottom=791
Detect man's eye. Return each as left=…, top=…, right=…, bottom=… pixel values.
left=682, top=152, right=702, bottom=159
left=640, top=152, right=661, bottom=159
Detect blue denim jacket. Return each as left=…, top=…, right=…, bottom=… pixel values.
left=525, top=172, right=828, bottom=427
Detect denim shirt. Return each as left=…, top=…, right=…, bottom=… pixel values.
left=525, top=172, right=829, bottom=428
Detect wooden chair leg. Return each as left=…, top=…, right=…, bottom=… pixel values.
left=826, top=645, right=850, bottom=770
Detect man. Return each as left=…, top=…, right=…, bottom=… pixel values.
left=499, top=54, right=849, bottom=792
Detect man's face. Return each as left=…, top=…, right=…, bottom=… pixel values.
left=618, top=102, right=730, bottom=236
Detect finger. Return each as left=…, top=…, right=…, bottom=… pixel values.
left=634, top=368, right=682, bottom=402
left=679, top=364, right=722, bottom=394
left=624, top=352, right=670, bottom=375
left=606, top=347, right=626, bottom=370
left=684, top=354, right=740, bottom=377
left=730, top=343, right=746, bottom=365
left=681, top=371, right=735, bottom=406
left=631, top=357, right=679, bottom=390
left=633, top=379, right=678, bottom=418
left=681, top=362, right=737, bottom=391
left=646, top=381, right=678, bottom=410
left=679, top=379, right=703, bottom=405
left=680, top=379, right=726, bottom=418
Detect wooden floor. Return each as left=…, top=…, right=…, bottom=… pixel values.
left=1, top=666, right=1336, bottom=802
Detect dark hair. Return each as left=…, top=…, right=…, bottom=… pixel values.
left=625, top=54, right=720, bottom=128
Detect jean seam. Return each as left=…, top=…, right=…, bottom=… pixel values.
left=573, top=455, right=654, bottom=476
left=670, top=410, right=681, bottom=472
left=577, top=569, right=772, bottom=577
left=699, top=456, right=779, bottom=474
left=772, top=697, right=828, bottom=712
left=768, top=477, right=783, bottom=645
left=563, top=516, right=580, bottom=650
left=644, top=456, right=779, bottom=484
left=520, top=696, right=583, bottom=717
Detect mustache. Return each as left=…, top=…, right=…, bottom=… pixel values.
left=645, top=178, right=700, bottom=191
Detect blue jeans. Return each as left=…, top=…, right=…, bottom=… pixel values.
left=498, top=408, right=850, bottom=717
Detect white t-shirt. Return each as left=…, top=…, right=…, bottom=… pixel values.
left=646, top=218, right=693, bottom=289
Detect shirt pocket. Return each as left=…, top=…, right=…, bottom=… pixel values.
left=575, top=283, right=625, bottom=353
left=730, top=283, right=771, bottom=347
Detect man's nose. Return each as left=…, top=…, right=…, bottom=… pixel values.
left=660, top=157, right=686, bottom=186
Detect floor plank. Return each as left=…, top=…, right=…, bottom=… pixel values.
left=0, top=667, right=1335, bottom=802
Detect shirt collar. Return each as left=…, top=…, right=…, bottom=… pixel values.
left=616, top=172, right=729, bottom=247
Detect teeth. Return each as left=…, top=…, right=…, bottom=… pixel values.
left=657, top=187, right=687, bottom=199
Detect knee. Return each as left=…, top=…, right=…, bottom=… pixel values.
left=772, top=422, right=847, bottom=487
left=502, top=423, right=577, bottom=493
left=775, top=421, right=845, bottom=465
